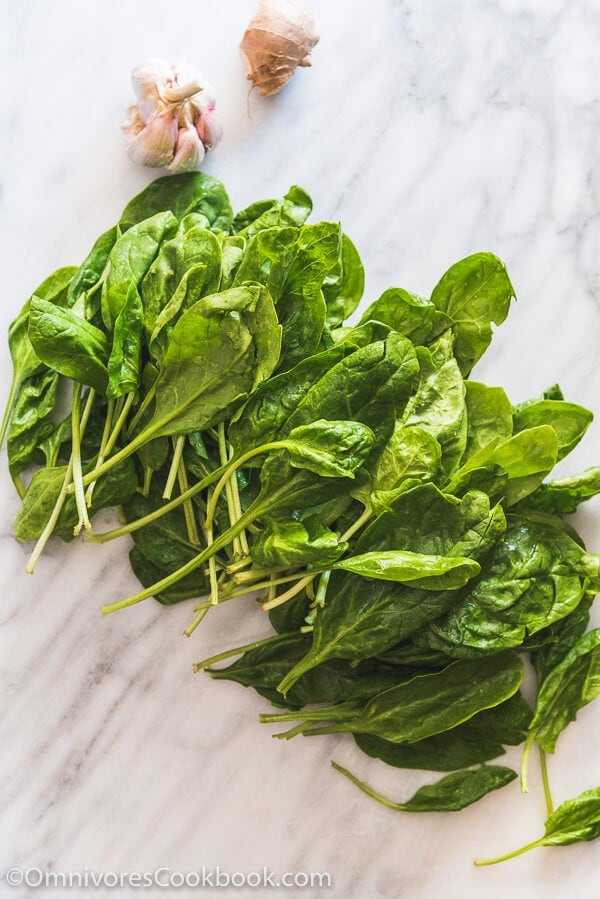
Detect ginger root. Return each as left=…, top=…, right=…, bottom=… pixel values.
left=240, top=0, right=319, bottom=97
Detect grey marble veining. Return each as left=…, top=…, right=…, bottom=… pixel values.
left=1, top=1, right=600, bottom=896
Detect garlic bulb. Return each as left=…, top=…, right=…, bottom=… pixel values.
left=123, top=58, right=222, bottom=172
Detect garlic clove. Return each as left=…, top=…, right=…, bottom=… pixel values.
left=167, top=124, right=206, bottom=172
left=126, top=109, right=178, bottom=167
left=191, top=81, right=217, bottom=112
left=195, top=108, right=223, bottom=150
left=122, top=104, right=145, bottom=139
left=131, top=57, right=172, bottom=102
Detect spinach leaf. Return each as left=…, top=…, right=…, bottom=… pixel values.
left=277, top=419, right=375, bottom=478
left=145, top=285, right=281, bottom=439
left=513, top=398, right=593, bottom=462
left=477, top=787, right=600, bottom=863
left=107, top=282, right=144, bottom=398
left=446, top=425, right=559, bottom=506
left=14, top=457, right=137, bottom=541
left=333, top=550, right=480, bottom=590
left=333, top=762, right=517, bottom=812
left=528, top=628, right=600, bottom=753
left=278, top=486, right=505, bottom=689
left=355, top=694, right=531, bottom=771
left=419, top=514, right=591, bottom=657
left=208, top=633, right=403, bottom=708
left=142, top=224, right=222, bottom=344
left=322, top=233, right=364, bottom=328
left=463, top=381, right=513, bottom=457
left=252, top=516, right=347, bottom=568
left=365, top=425, right=442, bottom=513
left=531, top=596, right=593, bottom=684
left=276, top=651, right=523, bottom=739
left=400, top=336, right=467, bottom=475
left=129, top=546, right=208, bottom=605
left=429, top=252, right=515, bottom=376
left=285, top=334, right=419, bottom=456
left=102, top=211, right=178, bottom=329
left=233, top=186, right=312, bottom=238
left=7, top=369, right=60, bottom=478
left=358, top=287, right=435, bottom=346
left=524, top=467, right=600, bottom=515
left=67, top=227, right=117, bottom=312
left=228, top=345, right=350, bottom=456
left=2, top=266, right=77, bottom=448
left=119, top=172, right=233, bottom=232
left=28, top=298, right=109, bottom=393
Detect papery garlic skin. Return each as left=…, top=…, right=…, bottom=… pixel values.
left=123, top=58, right=222, bottom=172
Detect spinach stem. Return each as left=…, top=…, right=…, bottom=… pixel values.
left=142, top=466, right=153, bottom=496
left=26, top=387, right=96, bottom=573
left=204, top=440, right=282, bottom=534
left=126, top=380, right=158, bottom=438
left=260, top=507, right=372, bottom=612
left=85, top=396, right=116, bottom=506
left=193, top=631, right=296, bottom=671
left=473, top=839, right=544, bottom=866
left=230, top=468, right=250, bottom=556
left=0, top=373, right=20, bottom=449
left=226, top=557, right=255, bottom=575
left=183, top=605, right=210, bottom=638
left=539, top=746, right=554, bottom=816
left=163, top=435, right=185, bottom=500
left=72, top=384, right=92, bottom=535
left=86, top=464, right=227, bottom=543
left=520, top=732, right=534, bottom=793
left=217, top=423, right=241, bottom=557
left=315, top=569, right=331, bottom=607
left=261, top=574, right=314, bottom=611
left=341, top=504, right=373, bottom=541
left=228, top=570, right=323, bottom=598
left=100, top=505, right=257, bottom=616
left=233, top=565, right=288, bottom=583
left=206, top=495, right=219, bottom=606
left=104, top=391, right=135, bottom=457
left=177, top=456, right=200, bottom=545
left=331, top=761, right=407, bottom=811
left=12, top=473, right=26, bottom=499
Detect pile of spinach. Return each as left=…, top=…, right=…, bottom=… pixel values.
left=5, top=172, right=600, bottom=863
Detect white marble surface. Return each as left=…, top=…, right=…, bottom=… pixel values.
left=1, top=1, right=600, bottom=896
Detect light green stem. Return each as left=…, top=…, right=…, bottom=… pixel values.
left=12, top=473, right=26, bottom=499
left=100, top=505, right=256, bottom=616
left=539, top=746, right=554, bottom=816
left=183, top=605, right=210, bottom=638
left=218, top=423, right=241, bottom=557
left=260, top=507, right=372, bottom=612
left=473, top=839, right=545, bottom=866
left=163, top=435, right=185, bottom=500
left=126, top=379, right=158, bottom=438
left=103, top=391, right=135, bottom=457
left=193, top=632, right=295, bottom=671
left=85, top=396, right=116, bottom=506
left=26, top=387, right=96, bottom=573
left=204, top=440, right=283, bottom=534
left=331, top=761, right=409, bottom=811
left=260, top=574, right=314, bottom=611
left=72, top=384, right=92, bottom=535
left=142, top=466, right=153, bottom=497
left=177, top=455, right=200, bottom=546
left=86, top=463, right=226, bottom=543
left=520, top=732, right=534, bottom=793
